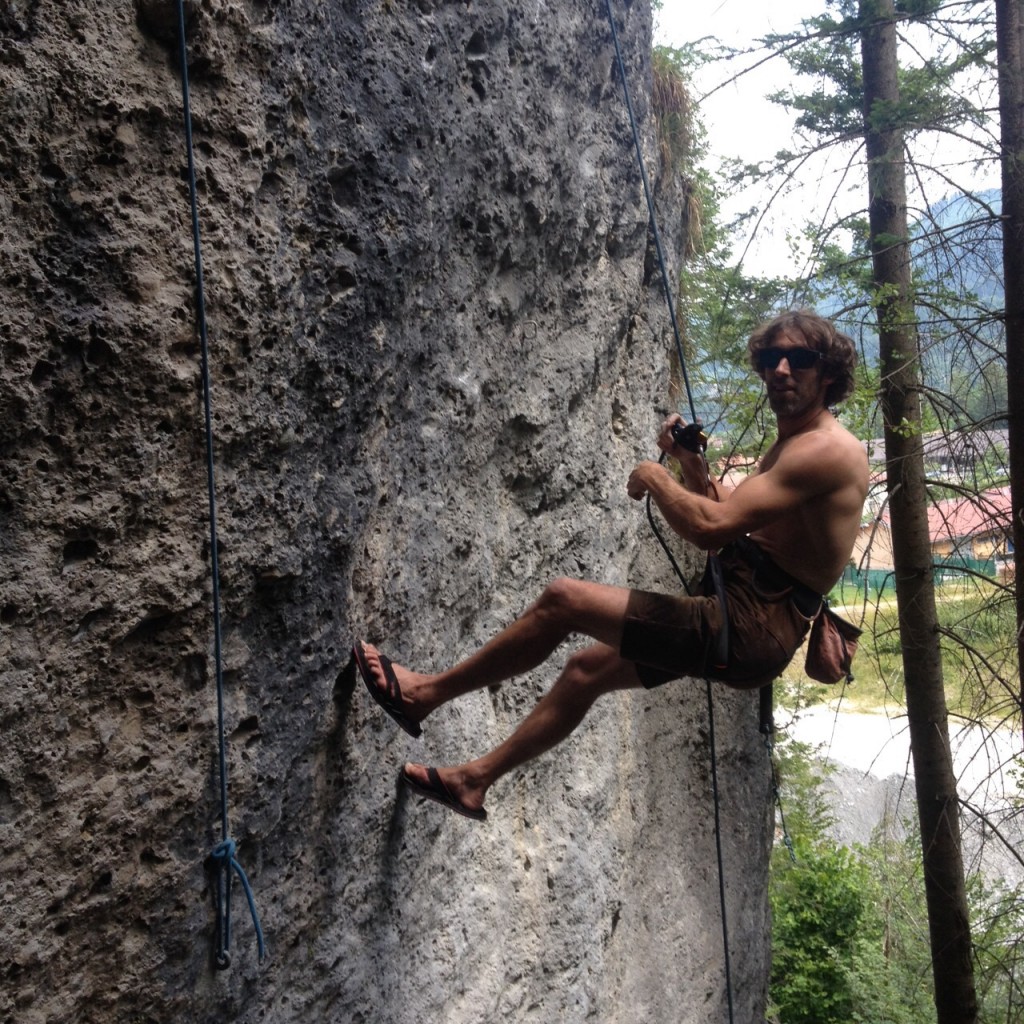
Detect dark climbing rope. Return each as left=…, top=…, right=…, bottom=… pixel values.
left=760, top=685, right=796, bottom=863
left=605, top=0, right=707, bottom=597
left=604, top=4, right=735, bottom=1020
left=604, top=0, right=698, bottom=425
left=176, top=0, right=265, bottom=968
left=705, top=678, right=736, bottom=1017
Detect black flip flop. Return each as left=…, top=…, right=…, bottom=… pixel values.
left=400, top=765, right=487, bottom=821
left=353, top=641, right=422, bottom=739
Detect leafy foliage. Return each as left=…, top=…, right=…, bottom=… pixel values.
left=763, top=0, right=992, bottom=146
left=769, top=738, right=1023, bottom=1024
left=651, top=46, right=695, bottom=181
left=768, top=742, right=875, bottom=1024
left=771, top=844, right=868, bottom=1024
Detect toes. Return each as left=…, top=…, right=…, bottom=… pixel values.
left=362, top=646, right=386, bottom=691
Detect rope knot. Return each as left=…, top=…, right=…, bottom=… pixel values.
left=209, top=836, right=267, bottom=967
left=211, top=838, right=237, bottom=863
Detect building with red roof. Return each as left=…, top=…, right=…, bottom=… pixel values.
left=851, top=486, right=1012, bottom=577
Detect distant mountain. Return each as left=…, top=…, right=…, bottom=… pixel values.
left=828, top=189, right=1006, bottom=429
left=694, top=190, right=1007, bottom=437
left=912, top=188, right=1003, bottom=311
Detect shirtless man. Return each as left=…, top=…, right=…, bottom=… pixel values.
left=353, top=310, right=869, bottom=820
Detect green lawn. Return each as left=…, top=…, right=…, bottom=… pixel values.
left=780, top=579, right=1018, bottom=720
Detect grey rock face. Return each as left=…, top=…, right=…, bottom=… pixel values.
left=0, top=1, right=771, bottom=1021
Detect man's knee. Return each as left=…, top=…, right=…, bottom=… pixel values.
left=563, top=645, right=636, bottom=697
left=535, top=576, right=583, bottom=623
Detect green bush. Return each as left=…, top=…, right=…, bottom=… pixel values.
left=770, top=845, right=868, bottom=1024
left=770, top=736, right=1024, bottom=1023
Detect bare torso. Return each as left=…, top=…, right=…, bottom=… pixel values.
left=632, top=400, right=870, bottom=595
left=748, top=416, right=869, bottom=594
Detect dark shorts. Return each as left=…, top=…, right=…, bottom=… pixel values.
left=620, top=544, right=813, bottom=690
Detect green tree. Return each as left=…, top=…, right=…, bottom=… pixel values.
left=768, top=740, right=863, bottom=1023
left=848, top=826, right=937, bottom=1024
left=771, top=844, right=869, bottom=1024
left=769, top=735, right=1024, bottom=1023
left=767, top=740, right=934, bottom=1024
left=859, top=1, right=978, bottom=1017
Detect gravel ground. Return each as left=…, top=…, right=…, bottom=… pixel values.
left=778, top=704, right=1023, bottom=883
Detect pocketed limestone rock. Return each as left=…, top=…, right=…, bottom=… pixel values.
left=0, top=2, right=771, bottom=1021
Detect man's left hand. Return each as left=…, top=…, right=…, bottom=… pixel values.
left=627, top=461, right=664, bottom=500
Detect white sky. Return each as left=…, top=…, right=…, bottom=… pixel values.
left=655, top=0, right=825, bottom=165
left=652, top=0, right=1001, bottom=278
left=654, top=0, right=835, bottom=276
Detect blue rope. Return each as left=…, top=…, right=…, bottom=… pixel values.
left=211, top=840, right=267, bottom=963
left=176, top=0, right=265, bottom=968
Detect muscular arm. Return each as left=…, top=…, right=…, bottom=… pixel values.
left=627, top=429, right=855, bottom=550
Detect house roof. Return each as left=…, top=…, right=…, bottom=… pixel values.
left=927, top=486, right=1013, bottom=542
left=878, top=486, right=1014, bottom=543
left=865, top=428, right=1009, bottom=468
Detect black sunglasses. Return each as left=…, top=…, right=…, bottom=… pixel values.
left=755, top=347, right=823, bottom=372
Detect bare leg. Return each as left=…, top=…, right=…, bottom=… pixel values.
left=359, top=577, right=634, bottom=728
left=403, top=642, right=645, bottom=814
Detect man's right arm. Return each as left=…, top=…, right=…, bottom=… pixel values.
left=629, top=428, right=849, bottom=550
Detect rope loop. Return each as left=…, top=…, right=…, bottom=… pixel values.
left=211, top=839, right=267, bottom=966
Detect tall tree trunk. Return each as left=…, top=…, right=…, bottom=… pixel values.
left=859, top=1, right=978, bottom=1020
left=996, top=0, right=1024, bottom=731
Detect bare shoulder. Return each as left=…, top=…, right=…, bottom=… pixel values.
left=820, top=419, right=869, bottom=474
left=769, top=418, right=868, bottom=489
left=799, top=419, right=866, bottom=461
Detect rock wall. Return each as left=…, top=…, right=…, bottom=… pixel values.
left=0, top=1, right=773, bottom=1021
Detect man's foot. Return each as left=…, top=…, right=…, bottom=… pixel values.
left=353, top=641, right=425, bottom=738
left=400, top=763, right=487, bottom=821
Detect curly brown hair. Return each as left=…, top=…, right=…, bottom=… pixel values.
left=747, top=309, right=857, bottom=407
